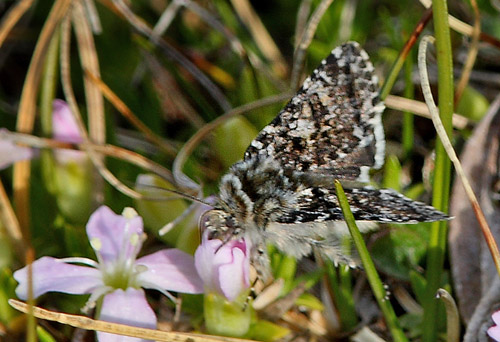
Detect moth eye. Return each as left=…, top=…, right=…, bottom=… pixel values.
left=225, top=216, right=237, bottom=229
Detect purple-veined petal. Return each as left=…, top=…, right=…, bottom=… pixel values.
left=86, top=206, right=144, bottom=263
left=97, top=288, right=156, bottom=342
left=194, top=235, right=250, bottom=301
left=13, top=256, right=102, bottom=300
left=136, top=249, right=203, bottom=294
left=0, top=129, right=37, bottom=170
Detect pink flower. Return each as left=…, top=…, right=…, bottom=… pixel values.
left=488, top=310, right=500, bottom=341
left=52, top=99, right=82, bottom=144
left=194, top=233, right=250, bottom=302
left=0, top=99, right=82, bottom=170
left=0, top=129, right=36, bottom=169
left=14, top=206, right=204, bottom=342
left=51, top=99, right=85, bottom=164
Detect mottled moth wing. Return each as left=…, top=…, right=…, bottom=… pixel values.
left=204, top=41, right=449, bottom=272
left=277, top=186, right=449, bottom=224
left=244, top=42, right=385, bottom=183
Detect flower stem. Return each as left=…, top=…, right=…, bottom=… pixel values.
left=204, top=292, right=252, bottom=338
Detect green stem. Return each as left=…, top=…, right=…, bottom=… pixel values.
left=379, top=9, right=432, bottom=100
left=402, top=55, right=414, bottom=158
left=40, top=28, right=60, bottom=136
left=334, top=181, right=408, bottom=342
left=422, top=0, right=454, bottom=341
left=325, top=262, right=358, bottom=331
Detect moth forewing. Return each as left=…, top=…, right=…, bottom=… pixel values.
left=204, top=42, right=448, bottom=274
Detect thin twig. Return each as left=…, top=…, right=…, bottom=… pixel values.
left=72, top=1, right=105, bottom=145
left=338, top=0, right=357, bottom=42
left=454, top=0, right=480, bottom=104
left=9, top=299, right=257, bottom=342
left=13, top=0, right=72, bottom=234
left=385, top=95, right=469, bottom=129
left=72, top=0, right=106, bottom=204
left=418, top=35, right=500, bottom=277
left=291, top=0, right=334, bottom=89
left=1, top=130, right=176, bottom=187
left=379, top=7, right=433, bottom=100
left=419, top=0, right=500, bottom=48
left=0, top=178, right=25, bottom=258
left=230, top=0, right=287, bottom=76
left=0, top=0, right=35, bottom=48
left=436, top=289, right=460, bottom=342
left=83, top=0, right=102, bottom=33
left=85, top=69, right=179, bottom=157
left=110, top=0, right=232, bottom=112
left=294, top=0, right=313, bottom=49
left=60, top=16, right=143, bottom=199
left=172, top=93, right=292, bottom=191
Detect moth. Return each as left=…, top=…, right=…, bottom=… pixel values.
left=201, top=42, right=448, bottom=274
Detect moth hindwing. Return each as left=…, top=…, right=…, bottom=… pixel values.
left=201, top=42, right=448, bottom=270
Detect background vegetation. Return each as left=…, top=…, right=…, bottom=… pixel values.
left=1, top=0, right=500, bottom=341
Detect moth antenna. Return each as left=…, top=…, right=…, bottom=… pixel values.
left=135, top=181, right=210, bottom=205
left=159, top=203, right=198, bottom=236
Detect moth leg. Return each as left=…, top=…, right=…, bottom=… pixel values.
left=311, top=239, right=359, bottom=268
left=250, top=242, right=271, bottom=282
left=242, top=277, right=260, bottom=311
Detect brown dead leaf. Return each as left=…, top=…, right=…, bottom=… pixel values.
left=449, top=95, right=500, bottom=327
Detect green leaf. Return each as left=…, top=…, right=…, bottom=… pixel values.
left=0, top=268, right=17, bottom=324
left=213, top=116, right=258, bottom=169
left=274, top=254, right=297, bottom=292
left=383, top=155, right=402, bottom=191
left=325, top=262, right=358, bottom=331
left=134, top=174, right=190, bottom=249
left=204, top=292, right=253, bottom=337
left=295, top=293, right=324, bottom=311
left=457, top=86, right=489, bottom=122
left=371, top=224, right=429, bottom=280
left=249, top=319, right=290, bottom=342
left=37, top=326, right=56, bottom=342
left=409, top=270, right=427, bottom=307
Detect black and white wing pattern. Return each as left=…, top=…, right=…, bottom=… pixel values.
left=244, top=42, right=385, bottom=183
left=202, top=42, right=449, bottom=268
left=278, top=186, right=449, bottom=224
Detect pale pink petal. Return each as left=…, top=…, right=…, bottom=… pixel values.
left=218, top=247, right=246, bottom=301
left=52, top=100, right=82, bottom=143
left=52, top=100, right=86, bottom=164
left=98, top=288, right=156, bottom=342
left=194, top=235, right=250, bottom=301
left=86, top=206, right=143, bottom=263
left=493, top=311, right=500, bottom=325
left=194, top=238, right=221, bottom=292
left=488, top=326, right=500, bottom=342
left=136, top=249, right=203, bottom=294
left=0, top=129, right=36, bottom=169
left=13, top=256, right=102, bottom=299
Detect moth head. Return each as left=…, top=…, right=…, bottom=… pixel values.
left=200, top=209, right=243, bottom=242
